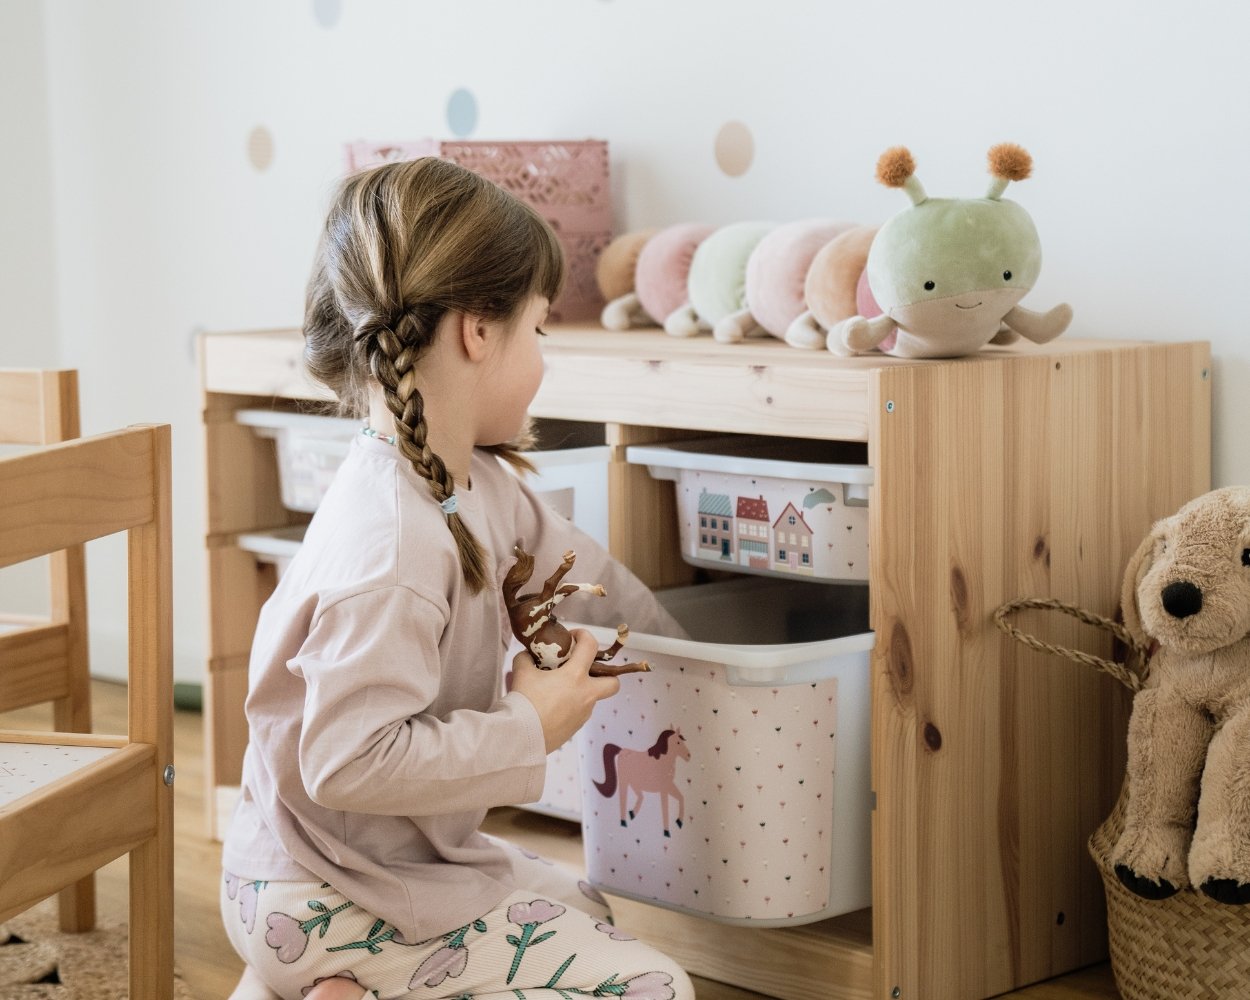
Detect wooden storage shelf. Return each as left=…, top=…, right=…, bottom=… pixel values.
left=201, top=323, right=1210, bottom=1000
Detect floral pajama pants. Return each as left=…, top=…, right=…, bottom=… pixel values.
left=221, top=838, right=694, bottom=1000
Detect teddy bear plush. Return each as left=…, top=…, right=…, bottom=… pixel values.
left=1115, top=486, right=1250, bottom=904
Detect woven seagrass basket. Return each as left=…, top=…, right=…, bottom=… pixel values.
left=996, top=598, right=1250, bottom=1000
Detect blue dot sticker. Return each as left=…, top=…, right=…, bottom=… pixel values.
left=312, top=0, right=341, bottom=28
left=447, top=88, right=478, bottom=138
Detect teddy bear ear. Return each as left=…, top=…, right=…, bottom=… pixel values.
left=1120, top=522, right=1163, bottom=647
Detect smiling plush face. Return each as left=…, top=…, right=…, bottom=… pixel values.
left=1128, top=487, right=1250, bottom=657
left=867, top=196, right=1042, bottom=339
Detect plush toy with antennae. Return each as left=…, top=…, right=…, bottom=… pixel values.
left=828, top=143, right=1073, bottom=358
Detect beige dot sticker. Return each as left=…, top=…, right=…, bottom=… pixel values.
left=248, top=126, right=274, bottom=171
left=714, top=120, right=754, bottom=177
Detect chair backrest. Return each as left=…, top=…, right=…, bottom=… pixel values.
left=0, top=370, right=89, bottom=723
left=0, top=424, right=171, bottom=745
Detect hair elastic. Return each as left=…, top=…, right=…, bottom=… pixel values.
left=440, top=494, right=459, bottom=516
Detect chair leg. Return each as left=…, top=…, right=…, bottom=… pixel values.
left=56, top=878, right=96, bottom=933
left=129, top=829, right=174, bottom=999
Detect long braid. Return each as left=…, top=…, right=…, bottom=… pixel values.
left=305, top=156, right=565, bottom=594
left=363, top=307, right=490, bottom=593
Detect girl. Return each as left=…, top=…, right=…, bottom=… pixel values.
left=221, top=157, right=695, bottom=1000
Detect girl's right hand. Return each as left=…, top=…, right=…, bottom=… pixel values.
left=510, top=629, right=620, bottom=753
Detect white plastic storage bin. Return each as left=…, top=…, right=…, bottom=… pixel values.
left=236, top=410, right=359, bottom=513
left=236, top=411, right=611, bottom=549
left=236, top=525, right=306, bottom=578
left=569, top=575, right=874, bottom=926
left=627, top=437, right=873, bottom=584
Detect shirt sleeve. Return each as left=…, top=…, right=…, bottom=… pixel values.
left=509, top=470, right=690, bottom=640
left=290, top=586, right=548, bottom=816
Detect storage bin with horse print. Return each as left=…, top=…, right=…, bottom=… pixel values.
left=570, top=575, right=874, bottom=925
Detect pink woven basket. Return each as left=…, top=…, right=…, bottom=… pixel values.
left=344, top=139, right=612, bottom=322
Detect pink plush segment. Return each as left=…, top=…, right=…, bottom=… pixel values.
left=745, top=220, right=858, bottom=337
left=855, top=268, right=882, bottom=318
left=855, top=269, right=896, bottom=353
left=634, top=222, right=716, bottom=323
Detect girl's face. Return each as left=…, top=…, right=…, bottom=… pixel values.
left=477, top=294, right=549, bottom=446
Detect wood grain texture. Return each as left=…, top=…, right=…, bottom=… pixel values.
left=0, top=429, right=156, bottom=569
left=869, top=342, right=1209, bottom=1000
left=0, top=743, right=156, bottom=924
left=0, top=369, right=94, bottom=931
left=0, top=424, right=175, bottom=997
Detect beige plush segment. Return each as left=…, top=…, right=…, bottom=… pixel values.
left=595, top=229, right=659, bottom=301
left=805, top=226, right=878, bottom=329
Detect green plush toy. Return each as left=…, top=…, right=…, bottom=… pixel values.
left=829, top=144, right=1073, bottom=358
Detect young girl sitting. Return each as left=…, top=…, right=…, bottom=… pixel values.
left=221, top=157, right=694, bottom=1000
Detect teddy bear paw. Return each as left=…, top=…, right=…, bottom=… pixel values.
left=1114, top=863, right=1181, bottom=900
left=1198, top=878, right=1250, bottom=905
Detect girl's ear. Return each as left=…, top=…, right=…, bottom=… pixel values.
left=457, top=311, right=492, bottom=362
left=1121, top=521, right=1164, bottom=646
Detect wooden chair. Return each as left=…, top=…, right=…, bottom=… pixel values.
left=0, top=369, right=95, bottom=932
left=0, top=422, right=174, bottom=999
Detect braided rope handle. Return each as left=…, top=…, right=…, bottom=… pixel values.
left=993, top=597, right=1151, bottom=693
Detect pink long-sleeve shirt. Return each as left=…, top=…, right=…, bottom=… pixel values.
left=221, top=434, right=680, bottom=942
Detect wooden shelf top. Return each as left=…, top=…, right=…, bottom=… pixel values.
left=201, top=323, right=1157, bottom=442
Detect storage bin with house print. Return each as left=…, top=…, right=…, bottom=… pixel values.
left=626, top=437, right=872, bottom=583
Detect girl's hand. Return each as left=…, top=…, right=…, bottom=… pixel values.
left=510, top=629, right=620, bottom=753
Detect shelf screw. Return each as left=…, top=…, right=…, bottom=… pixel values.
left=892, top=988, right=901, bottom=998
left=886, top=400, right=895, bottom=413
left=163, top=765, right=176, bottom=786
left=1202, top=368, right=1210, bottom=380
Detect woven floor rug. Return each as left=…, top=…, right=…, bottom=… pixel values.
left=0, top=899, right=197, bottom=999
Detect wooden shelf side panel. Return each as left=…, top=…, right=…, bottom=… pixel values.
left=869, top=341, right=1211, bottom=1000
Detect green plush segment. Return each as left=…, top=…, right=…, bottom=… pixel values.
left=687, top=221, right=774, bottom=324
left=867, top=197, right=1041, bottom=309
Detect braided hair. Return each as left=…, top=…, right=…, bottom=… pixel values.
left=303, top=157, right=564, bottom=593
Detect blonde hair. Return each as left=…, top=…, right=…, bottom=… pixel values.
left=304, top=157, right=565, bottom=594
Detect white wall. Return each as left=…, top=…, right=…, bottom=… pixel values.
left=5, top=0, right=1248, bottom=683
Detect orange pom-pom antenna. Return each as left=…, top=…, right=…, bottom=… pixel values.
left=876, top=147, right=916, bottom=188
left=987, top=143, right=1032, bottom=182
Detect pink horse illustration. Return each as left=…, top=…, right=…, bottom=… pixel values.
left=592, top=729, right=691, bottom=837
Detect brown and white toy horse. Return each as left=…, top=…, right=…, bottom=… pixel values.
left=502, top=546, right=650, bottom=678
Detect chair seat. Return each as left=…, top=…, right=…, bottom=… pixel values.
left=0, top=736, right=122, bottom=808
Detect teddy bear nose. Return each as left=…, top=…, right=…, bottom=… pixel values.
left=1161, top=580, right=1203, bottom=619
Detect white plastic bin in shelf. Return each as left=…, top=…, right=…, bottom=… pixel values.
left=235, top=411, right=610, bottom=548
left=236, top=525, right=306, bottom=577
left=236, top=410, right=359, bottom=513
left=569, top=575, right=874, bottom=926
left=626, top=437, right=873, bottom=584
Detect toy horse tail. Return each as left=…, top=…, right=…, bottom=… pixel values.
left=593, top=743, right=623, bottom=798
left=502, top=547, right=535, bottom=604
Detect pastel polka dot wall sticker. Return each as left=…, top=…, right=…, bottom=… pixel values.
left=247, top=126, right=274, bottom=171
left=312, top=0, right=341, bottom=27
left=447, top=88, right=478, bottom=137
left=714, top=120, right=754, bottom=177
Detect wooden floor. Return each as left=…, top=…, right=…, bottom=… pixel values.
left=1, top=682, right=1121, bottom=999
